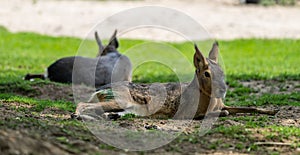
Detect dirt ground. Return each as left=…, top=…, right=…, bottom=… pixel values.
left=0, top=80, right=299, bottom=154
left=0, top=102, right=299, bottom=154
left=1, top=0, right=300, bottom=41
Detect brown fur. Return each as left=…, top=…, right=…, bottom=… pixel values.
left=75, top=42, right=278, bottom=120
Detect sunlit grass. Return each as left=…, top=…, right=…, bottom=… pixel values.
left=1, top=26, right=300, bottom=84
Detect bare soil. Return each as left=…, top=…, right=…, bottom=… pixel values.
left=0, top=100, right=299, bottom=154
left=239, top=80, right=300, bottom=96
left=0, top=82, right=95, bottom=102
left=0, top=80, right=299, bottom=154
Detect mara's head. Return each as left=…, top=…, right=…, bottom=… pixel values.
left=95, top=30, right=119, bottom=57
left=193, top=42, right=226, bottom=98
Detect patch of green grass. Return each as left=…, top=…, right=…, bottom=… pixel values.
left=220, top=39, right=300, bottom=80
left=208, top=140, right=220, bottom=149
left=226, top=92, right=300, bottom=107
left=235, top=143, right=245, bottom=150
left=56, top=136, right=69, bottom=144
left=220, top=116, right=272, bottom=128
left=259, top=0, right=296, bottom=6
left=0, top=26, right=84, bottom=83
left=209, top=125, right=250, bottom=141
left=0, top=93, right=75, bottom=112
left=132, top=62, right=181, bottom=83
left=204, top=124, right=299, bottom=153
left=224, top=75, right=300, bottom=107
left=228, top=87, right=257, bottom=97
left=119, top=113, right=137, bottom=120
left=0, top=80, right=36, bottom=94
left=99, top=144, right=117, bottom=150
left=0, top=79, right=66, bottom=95
left=262, top=125, right=300, bottom=142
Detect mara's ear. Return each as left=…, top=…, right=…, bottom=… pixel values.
left=108, top=29, right=119, bottom=48
left=194, top=44, right=208, bottom=70
left=95, top=31, right=104, bottom=55
left=208, top=41, right=219, bottom=63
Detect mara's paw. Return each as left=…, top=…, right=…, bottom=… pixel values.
left=71, top=113, right=96, bottom=121
left=70, top=113, right=79, bottom=119
left=220, top=110, right=229, bottom=117
left=102, top=112, right=121, bottom=120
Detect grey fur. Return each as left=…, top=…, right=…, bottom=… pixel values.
left=25, top=30, right=132, bottom=87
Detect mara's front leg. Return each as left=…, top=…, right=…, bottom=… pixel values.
left=73, top=101, right=124, bottom=120
left=74, top=100, right=153, bottom=120
left=76, top=101, right=124, bottom=115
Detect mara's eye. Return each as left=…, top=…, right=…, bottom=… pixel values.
left=204, top=71, right=210, bottom=77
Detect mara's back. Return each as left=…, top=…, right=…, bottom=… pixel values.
left=49, top=52, right=131, bottom=87
left=28, top=30, right=132, bottom=87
